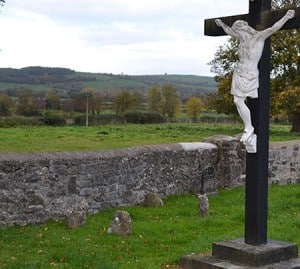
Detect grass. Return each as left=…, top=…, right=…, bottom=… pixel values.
left=0, top=185, right=299, bottom=268
left=0, top=123, right=299, bottom=153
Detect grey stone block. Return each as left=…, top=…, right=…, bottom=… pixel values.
left=181, top=238, right=299, bottom=269
left=212, top=238, right=298, bottom=266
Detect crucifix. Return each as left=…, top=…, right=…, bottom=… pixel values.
left=205, top=1, right=300, bottom=246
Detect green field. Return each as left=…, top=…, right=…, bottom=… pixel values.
left=0, top=185, right=299, bottom=269
left=0, top=123, right=299, bottom=153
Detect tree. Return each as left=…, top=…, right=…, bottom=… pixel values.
left=45, top=89, right=61, bottom=110
left=113, top=90, right=141, bottom=116
left=160, top=84, right=182, bottom=117
left=0, top=93, right=14, bottom=116
left=147, top=84, right=181, bottom=118
left=275, top=86, right=300, bottom=132
left=90, top=93, right=103, bottom=115
left=208, top=0, right=300, bottom=131
left=205, top=74, right=236, bottom=115
left=16, top=89, right=39, bottom=116
left=72, top=95, right=86, bottom=113
left=186, top=96, right=204, bottom=119
left=147, top=86, right=162, bottom=113
left=71, top=88, right=97, bottom=115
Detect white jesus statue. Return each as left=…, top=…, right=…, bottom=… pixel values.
left=215, top=9, right=295, bottom=153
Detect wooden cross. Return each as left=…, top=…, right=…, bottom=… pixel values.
left=205, top=1, right=300, bottom=245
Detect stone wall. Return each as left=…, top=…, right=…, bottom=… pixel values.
left=269, top=141, right=300, bottom=185
left=0, top=136, right=299, bottom=227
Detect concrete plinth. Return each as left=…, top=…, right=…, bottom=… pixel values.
left=180, top=238, right=300, bottom=269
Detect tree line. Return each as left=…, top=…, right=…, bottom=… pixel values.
left=0, top=83, right=204, bottom=122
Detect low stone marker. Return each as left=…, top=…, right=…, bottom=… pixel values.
left=143, top=193, right=164, bottom=207
left=107, top=211, right=132, bottom=236
left=66, top=211, right=87, bottom=229
left=198, top=194, right=209, bottom=217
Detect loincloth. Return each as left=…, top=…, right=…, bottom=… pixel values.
left=231, top=63, right=259, bottom=98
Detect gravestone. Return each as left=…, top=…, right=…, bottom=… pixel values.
left=107, top=210, right=132, bottom=236
left=181, top=1, right=300, bottom=268
left=66, top=211, right=86, bottom=229
left=200, top=166, right=215, bottom=194
left=143, top=193, right=164, bottom=207
left=198, top=194, right=209, bottom=217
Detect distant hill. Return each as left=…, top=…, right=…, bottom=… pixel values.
left=0, top=66, right=217, bottom=99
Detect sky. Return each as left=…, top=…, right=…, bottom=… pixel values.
left=0, top=0, right=249, bottom=76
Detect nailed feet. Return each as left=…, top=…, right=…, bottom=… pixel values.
left=241, top=126, right=254, bottom=143
left=241, top=126, right=257, bottom=153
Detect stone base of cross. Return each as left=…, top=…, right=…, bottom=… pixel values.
left=181, top=239, right=299, bottom=268
left=181, top=1, right=300, bottom=268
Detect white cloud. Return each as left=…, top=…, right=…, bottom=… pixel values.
left=0, top=0, right=248, bottom=75
left=1, top=9, right=83, bottom=68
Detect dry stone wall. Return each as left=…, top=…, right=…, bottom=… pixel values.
left=0, top=137, right=299, bottom=227
left=269, top=141, right=300, bottom=185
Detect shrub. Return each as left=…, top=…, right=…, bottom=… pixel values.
left=144, top=112, right=165, bottom=124
left=42, top=110, right=66, bottom=126
left=73, top=112, right=164, bottom=126
left=124, top=111, right=146, bottom=124
left=94, top=114, right=124, bottom=125
left=123, top=112, right=166, bottom=124
left=74, top=114, right=124, bottom=126
left=0, top=117, right=43, bottom=127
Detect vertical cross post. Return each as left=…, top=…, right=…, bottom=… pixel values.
left=204, top=1, right=300, bottom=246
left=245, top=0, right=271, bottom=245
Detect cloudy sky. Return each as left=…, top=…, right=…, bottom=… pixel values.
left=0, top=0, right=249, bottom=76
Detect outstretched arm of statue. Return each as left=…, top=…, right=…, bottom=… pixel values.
left=260, top=9, right=295, bottom=39
left=215, top=19, right=240, bottom=39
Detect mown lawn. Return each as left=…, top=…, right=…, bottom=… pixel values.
left=0, top=123, right=299, bottom=153
left=0, top=185, right=299, bottom=269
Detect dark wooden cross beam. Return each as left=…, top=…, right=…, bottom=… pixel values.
left=205, top=7, right=300, bottom=35
left=205, top=1, right=300, bottom=246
